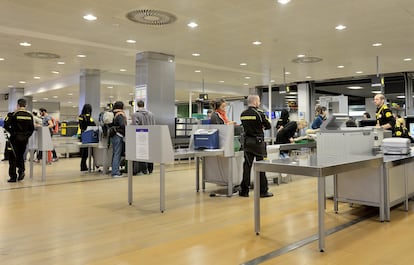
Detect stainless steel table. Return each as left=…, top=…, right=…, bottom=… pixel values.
left=253, top=153, right=383, bottom=252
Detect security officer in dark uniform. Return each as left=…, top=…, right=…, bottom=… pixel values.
left=239, top=95, right=273, bottom=198
left=374, top=94, right=395, bottom=132
left=4, top=98, right=34, bottom=182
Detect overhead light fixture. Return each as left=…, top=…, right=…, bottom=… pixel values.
left=77, top=54, right=86, bottom=58
left=277, top=0, right=291, bottom=4
left=194, top=70, right=201, bottom=73
left=347, top=86, right=363, bottom=90
left=192, top=53, right=200, bottom=57
left=219, top=80, right=224, bottom=83
left=355, top=71, right=364, bottom=74
left=337, top=65, right=345, bottom=68
left=244, top=76, right=251, bottom=79
left=335, top=24, right=347, bottom=30
left=372, top=90, right=382, bottom=94
left=252, top=41, right=262, bottom=45
left=120, top=69, right=127, bottom=72
left=107, top=86, right=113, bottom=89
left=187, top=22, right=198, bottom=28
left=397, top=95, right=406, bottom=99
left=83, top=14, right=97, bottom=21
left=0, top=58, right=4, bottom=61
left=240, top=63, right=247, bottom=66
left=57, top=61, right=65, bottom=65
left=243, top=83, right=249, bottom=86
left=43, top=97, right=49, bottom=100
left=404, top=58, right=412, bottom=61
left=306, top=76, right=312, bottom=79
left=19, top=81, right=26, bottom=84
left=67, top=93, right=73, bottom=96
left=33, top=76, right=41, bottom=79
left=297, top=54, right=306, bottom=58
left=372, top=43, right=382, bottom=47
left=51, top=71, right=60, bottom=74
left=285, top=71, right=291, bottom=75
left=19, top=42, right=31, bottom=47
left=126, top=39, right=136, bottom=44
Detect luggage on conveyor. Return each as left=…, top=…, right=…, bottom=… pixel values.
left=381, top=138, right=411, bottom=155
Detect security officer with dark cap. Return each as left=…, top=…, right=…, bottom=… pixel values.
left=239, top=94, right=273, bottom=198
left=4, top=98, right=34, bottom=182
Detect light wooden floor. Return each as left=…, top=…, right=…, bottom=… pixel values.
left=1, top=158, right=414, bottom=265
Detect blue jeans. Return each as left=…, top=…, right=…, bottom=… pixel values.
left=111, top=135, right=124, bottom=176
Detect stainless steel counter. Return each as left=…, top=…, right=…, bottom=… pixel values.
left=253, top=153, right=384, bottom=252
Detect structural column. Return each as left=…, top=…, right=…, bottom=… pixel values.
left=8, top=87, right=32, bottom=112
left=80, top=69, right=101, bottom=121
left=135, top=52, right=175, bottom=136
left=297, top=82, right=311, bottom=123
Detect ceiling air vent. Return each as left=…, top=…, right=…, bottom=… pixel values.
left=126, top=9, right=177, bottom=26
left=24, top=52, right=60, bottom=59
left=292, top=56, right=323, bottom=64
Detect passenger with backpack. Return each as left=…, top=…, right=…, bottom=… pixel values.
left=38, top=108, right=59, bottom=162
left=110, top=101, right=127, bottom=177
left=77, top=104, right=96, bottom=171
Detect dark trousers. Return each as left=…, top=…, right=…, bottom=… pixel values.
left=80, top=147, right=88, bottom=170
left=8, top=137, right=29, bottom=180
left=240, top=151, right=268, bottom=194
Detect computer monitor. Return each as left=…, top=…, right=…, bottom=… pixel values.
left=358, top=119, right=377, bottom=127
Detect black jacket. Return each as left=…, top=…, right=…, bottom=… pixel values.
left=4, top=109, right=34, bottom=141
left=240, top=106, right=271, bottom=156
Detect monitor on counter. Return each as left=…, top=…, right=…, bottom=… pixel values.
left=358, top=119, right=377, bottom=127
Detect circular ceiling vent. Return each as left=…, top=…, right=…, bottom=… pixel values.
left=126, top=9, right=177, bottom=26
left=292, top=56, right=323, bottom=64
left=25, top=52, right=60, bottom=59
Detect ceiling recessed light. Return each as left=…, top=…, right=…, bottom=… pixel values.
left=372, top=90, right=382, bottom=94
left=194, top=70, right=201, bottom=73
left=67, top=93, right=73, bottom=96
left=297, top=54, right=306, bottom=58
left=77, top=54, right=86, bottom=58
left=285, top=71, right=291, bottom=75
left=403, top=58, right=412, bottom=61
left=126, top=39, right=136, bottom=44
left=51, top=71, right=60, bottom=74
left=19, top=42, right=31, bottom=47
left=192, top=53, right=200, bottom=57
left=68, top=101, right=72, bottom=104
left=335, top=24, right=347, bottom=30
left=129, top=93, right=134, bottom=96
left=0, top=58, right=4, bottom=61
left=219, top=80, right=225, bottom=83
left=240, top=63, right=247, bottom=66
left=32, top=99, right=37, bottom=102
left=243, top=83, right=249, bottom=86
left=107, top=86, right=113, bottom=89
left=252, top=41, right=262, bottom=45
left=109, top=96, right=114, bottom=99
left=19, top=81, right=26, bottom=84
left=53, top=96, right=58, bottom=98
left=120, top=69, right=127, bottom=72
left=372, top=43, right=382, bottom=47
left=187, top=22, right=198, bottom=28
left=347, top=86, right=363, bottom=90
left=355, top=71, right=364, bottom=74
left=306, top=76, right=312, bottom=79
left=83, top=14, right=97, bottom=21
left=270, top=79, right=275, bottom=82
left=337, top=65, right=345, bottom=68
left=33, top=76, right=40, bottom=79
left=245, top=76, right=251, bottom=79
left=43, top=97, right=49, bottom=100
left=57, top=61, right=65, bottom=65
left=397, top=95, right=406, bottom=99
left=277, top=0, right=291, bottom=4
